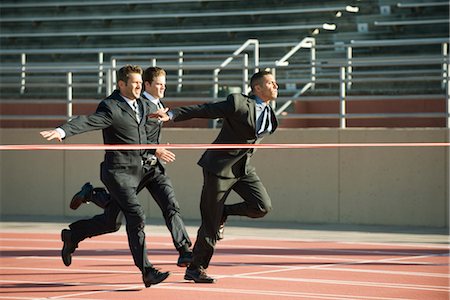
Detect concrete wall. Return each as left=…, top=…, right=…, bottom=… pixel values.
left=1, top=128, right=448, bottom=228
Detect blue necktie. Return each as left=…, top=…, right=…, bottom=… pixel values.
left=257, top=106, right=271, bottom=135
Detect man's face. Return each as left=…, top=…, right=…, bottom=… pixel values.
left=146, top=75, right=166, bottom=99
left=119, top=72, right=142, bottom=100
left=254, top=74, right=278, bottom=103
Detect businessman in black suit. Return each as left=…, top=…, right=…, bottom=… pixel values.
left=153, top=70, right=279, bottom=283
left=40, top=65, right=170, bottom=288
left=70, top=67, right=193, bottom=267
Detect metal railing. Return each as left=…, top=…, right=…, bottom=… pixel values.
left=1, top=38, right=449, bottom=128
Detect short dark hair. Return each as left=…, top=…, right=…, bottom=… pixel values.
left=250, top=70, right=272, bottom=91
left=117, top=65, right=143, bottom=83
left=143, top=67, right=166, bottom=85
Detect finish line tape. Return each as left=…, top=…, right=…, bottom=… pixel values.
left=0, top=143, right=449, bottom=151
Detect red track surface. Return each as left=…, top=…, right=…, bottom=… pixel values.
left=1, top=231, right=448, bottom=300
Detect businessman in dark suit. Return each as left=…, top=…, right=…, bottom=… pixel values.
left=153, top=70, right=279, bottom=283
left=40, top=65, right=170, bottom=288
left=70, top=67, right=193, bottom=267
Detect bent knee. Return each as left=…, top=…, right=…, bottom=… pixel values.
left=251, top=205, right=272, bottom=218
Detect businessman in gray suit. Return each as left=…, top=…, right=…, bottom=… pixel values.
left=153, top=70, right=279, bottom=283
left=40, top=65, right=170, bottom=288
left=69, top=67, right=193, bottom=268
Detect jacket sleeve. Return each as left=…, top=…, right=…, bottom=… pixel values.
left=60, top=100, right=113, bottom=138
left=171, top=94, right=238, bottom=122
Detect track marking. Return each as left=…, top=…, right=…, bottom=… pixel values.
left=0, top=279, right=423, bottom=300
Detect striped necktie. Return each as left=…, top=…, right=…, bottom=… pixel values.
left=133, top=101, right=141, bottom=122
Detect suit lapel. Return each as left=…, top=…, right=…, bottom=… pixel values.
left=117, top=98, right=135, bottom=121
left=247, top=95, right=257, bottom=130
left=117, top=98, right=142, bottom=124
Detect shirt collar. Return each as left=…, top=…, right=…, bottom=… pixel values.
left=254, top=95, right=270, bottom=108
left=143, top=91, right=160, bottom=105
left=121, top=94, right=138, bottom=109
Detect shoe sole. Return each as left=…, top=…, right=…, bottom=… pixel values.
left=177, top=260, right=191, bottom=267
left=177, top=263, right=189, bottom=267
left=144, top=272, right=170, bottom=288
left=69, top=195, right=83, bottom=210
left=184, top=274, right=216, bottom=283
left=70, top=183, right=93, bottom=210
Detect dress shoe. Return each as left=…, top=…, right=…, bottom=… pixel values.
left=70, top=182, right=93, bottom=210
left=61, top=229, right=77, bottom=266
left=142, top=267, right=170, bottom=287
left=217, top=215, right=227, bottom=240
left=184, top=267, right=216, bottom=283
left=177, top=250, right=193, bottom=267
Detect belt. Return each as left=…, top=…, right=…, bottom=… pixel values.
left=142, top=155, right=158, bottom=166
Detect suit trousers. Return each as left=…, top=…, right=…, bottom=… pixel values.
left=69, top=163, right=151, bottom=274
left=191, top=169, right=272, bottom=269
left=140, top=165, right=192, bottom=250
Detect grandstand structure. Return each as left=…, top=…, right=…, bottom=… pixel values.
left=0, top=0, right=449, bottom=128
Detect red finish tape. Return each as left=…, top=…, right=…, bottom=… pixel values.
left=0, top=143, right=449, bottom=151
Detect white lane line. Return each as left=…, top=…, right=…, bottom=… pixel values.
left=230, top=251, right=448, bottom=277
left=4, top=245, right=445, bottom=265
left=213, top=261, right=449, bottom=278
left=337, top=240, right=450, bottom=250
left=310, top=266, right=449, bottom=278
left=0, top=266, right=185, bottom=275
left=9, top=252, right=441, bottom=271
left=8, top=256, right=449, bottom=279
left=1, top=264, right=447, bottom=293
left=0, top=279, right=144, bottom=300
left=232, top=274, right=448, bottom=292
left=0, top=279, right=417, bottom=300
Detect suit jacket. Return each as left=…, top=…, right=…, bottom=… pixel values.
left=171, top=93, right=278, bottom=178
left=60, top=89, right=150, bottom=187
left=141, top=94, right=164, bottom=151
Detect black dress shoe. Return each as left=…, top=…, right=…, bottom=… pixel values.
left=143, top=267, right=170, bottom=287
left=61, top=229, right=77, bottom=266
left=70, top=182, right=93, bottom=210
left=184, top=267, right=216, bottom=283
left=217, top=215, right=227, bottom=240
left=177, top=251, right=193, bottom=267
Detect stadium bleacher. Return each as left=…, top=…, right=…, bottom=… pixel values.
left=0, top=0, right=448, bottom=128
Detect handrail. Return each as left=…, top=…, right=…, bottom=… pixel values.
left=275, top=37, right=315, bottom=67
left=0, top=0, right=242, bottom=8
left=349, top=37, right=448, bottom=47
left=374, top=19, right=449, bottom=26
left=0, top=24, right=335, bottom=38
left=212, top=39, right=259, bottom=98
left=0, top=6, right=358, bottom=23
left=0, top=37, right=445, bottom=55
left=272, top=37, right=317, bottom=115
left=397, top=2, right=449, bottom=8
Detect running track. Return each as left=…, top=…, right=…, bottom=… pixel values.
left=0, top=223, right=448, bottom=300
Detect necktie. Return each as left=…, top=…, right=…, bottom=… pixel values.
left=133, top=101, right=141, bottom=122
left=157, top=101, right=164, bottom=110
left=257, top=105, right=271, bottom=135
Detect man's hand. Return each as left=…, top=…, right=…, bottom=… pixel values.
left=40, top=130, right=62, bottom=142
left=155, top=147, right=176, bottom=163
left=148, top=107, right=170, bottom=122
